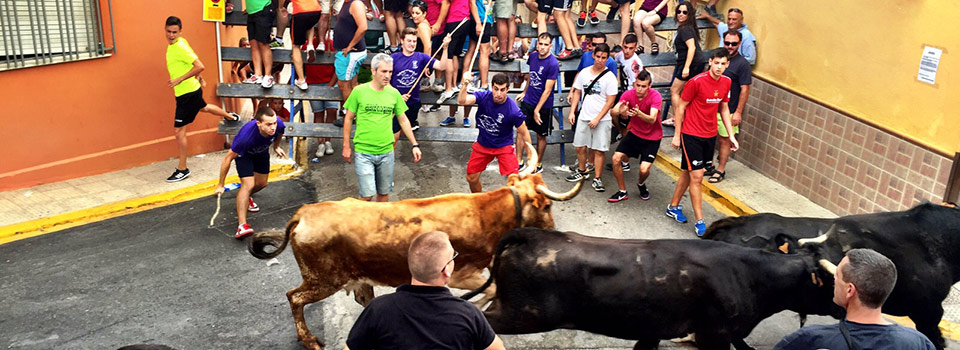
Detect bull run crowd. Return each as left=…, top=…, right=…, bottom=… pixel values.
left=163, top=0, right=943, bottom=349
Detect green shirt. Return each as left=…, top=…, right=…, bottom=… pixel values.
left=246, top=0, right=271, bottom=14
left=344, top=83, right=409, bottom=155
left=166, top=37, right=202, bottom=97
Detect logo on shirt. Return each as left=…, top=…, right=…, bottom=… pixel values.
left=713, top=90, right=719, bottom=97
left=478, top=112, right=504, bottom=136
left=396, top=69, right=419, bottom=87
left=530, top=72, right=542, bottom=88
left=412, top=61, right=419, bottom=69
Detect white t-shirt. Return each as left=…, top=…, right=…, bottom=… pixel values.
left=615, top=51, right=644, bottom=86
left=573, top=67, right=618, bottom=122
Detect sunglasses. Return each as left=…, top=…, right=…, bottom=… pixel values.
left=724, top=41, right=740, bottom=46
left=677, top=10, right=688, bottom=14
left=446, top=250, right=459, bottom=266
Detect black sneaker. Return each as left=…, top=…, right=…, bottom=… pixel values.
left=588, top=11, right=600, bottom=25
left=637, top=183, right=650, bottom=200
left=608, top=190, right=628, bottom=202
left=166, top=168, right=190, bottom=183
left=518, top=160, right=528, bottom=173
left=592, top=178, right=605, bottom=192
left=565, top=169, right=589, bottom=182
left=606, top=6, right=619, bottom=22
left=576, top=11, right=587, bottom=27
left=534, top=163, right=544, bottom=174
left=333, top=117, right=344, bottom=127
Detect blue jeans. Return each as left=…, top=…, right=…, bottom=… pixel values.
left=355, top=151, right=395, bottom=197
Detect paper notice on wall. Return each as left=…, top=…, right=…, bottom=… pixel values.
left=917, top=46, right=942, bottom=85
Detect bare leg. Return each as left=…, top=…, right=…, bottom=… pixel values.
left=497, top=19, right=509, bottom=55
left=716, top=136, right=732, bottom=173
left=235, top=176, right=255, bottom=225
left=200, top=104, right=235, bottom=119
left=612, top=152, right=627, bottom=191
left=689, top=169, right=705, bottom=220
left=670, top=169, right=690, bottom=207
left=467, top=172, right=483, bottom=193
left=384, top=11, right=400, bottom=49
left=260, top=42, right=274, bottom=77
left=667, top=78, right=687, bottom=123
left=575, top=146, right=588, bottom=172
left=618, top=3, right=631, bottom=43
left=376, top=193, right=389, bottom=202
left=637, top=161, right=652, bottom=184
left=251, top=41, right=264, bottom=77
left=553, top=9, right=577, bottom=51
left=592, top=149, right=604, bottom=178
left=641, top=13, right=662, bottom=48
left=174, top=126, right=188, bottom=170
left=318, top=14, right=331, bottom=50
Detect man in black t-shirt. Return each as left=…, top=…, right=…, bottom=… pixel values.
left=774, top=249, right=936, bottom=350
left=706, top=30, right=753, bottom=184
left=346, top=231, right=507, bottom=350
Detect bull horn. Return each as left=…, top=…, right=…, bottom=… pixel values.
left=519, top=142, right=538, bottom=176
left=798, top=224, right=836, bottom=246
left=536, top=178, right=584, bottom=201
left=819, top=259, right=838, bottom=275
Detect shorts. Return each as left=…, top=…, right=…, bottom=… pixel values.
left=383, top=0, right=407, bottom=12
left=679, top=133, right=716, bottom=171
left=445, top=21, right=471, bottom=59
left=246, top=7, right=274, bottom=43
left=717, top=112, right=739, bottom=137
left=494, top=0, right=514, bottom=19
left=614, top=0, right=633, bottom=5
left=310, top=99, right=340, bottom=113
left=430, top=34, right=445, bottom=55
left=467, top=20, right=493, bottom=44
left=335, top=50, right=368, bottom=81
left=573, top=118, right=612, bottom=152
left=673, top=60, right=706, bottom=81
left=520, top=102, right=552, bottom=137
left=393, top=100, right=421, bottom=133
left=615, top=132, right=659, bottom=163
left=174, top=88, right=206, bottom=128
left=235, top=151, right=271, bottom=177
left=320, top=0, right=343, bottom=14
left=536, top=0, right=552, bottom=13
left=467, top=142, right=520, bottom=175
left=551, top=0, right=572, bottom=11
left=355, top=151, right=396, bottom=197
left=291, top=12, right=322, bottom=46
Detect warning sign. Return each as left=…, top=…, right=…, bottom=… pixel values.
left=203, top=0, right=226, bottom=22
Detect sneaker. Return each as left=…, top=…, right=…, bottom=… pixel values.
left=695, top=219, right=707, bottom=237
left=269, top=37, right=284, bottom=48
left=431, top=82, right=446, bottom=93
left=437, top=89, right=456, bottom=103
left=165, top=168, right=190, bottom=183
left=565, top=169, right=589, bottom=182
left=573, top=48, right=584, bottom=58
left=666, top=205, right=688, bottom=223
left=585, top=162, right=595, bottom=173
left=440, top=116, right=457, bottom=126
left=608, top=190, right=628, bottom=202
left=420, top=104, right=432, bottom=112
left=420, top=83, right=431, bottom=92
left=260, top=75, right=275, bottom=89
left=606, top=7, right=619, bottom=22
left=534, top=163, right=543, bottom=174
left=242, top=75, right=261, bottom=84
left=621, top=161, right=630, bottom=172
left=592, top=178, right=605, bottom=192
left=427, top=104, right=442, bottom=112
left=519, top=160, right=528, bottom=173
left=706, top=4, right=721, bottom=20
left=637, top=183, right=650, bottom=200
left=324, top=141, right=334, bottom=154
left=315, top=143, right=326, bottom=158
left=589, top=11, right=600, bottom=25
left=226, top=112, right=241, bottom=121
left=317, top=41, right=326, bottom=52
left=294, top=79, right=308, bottom=91
left=411, top=124, right=420, bottom=131
left=557, top=49, right=574, bottom=60
left=576, top=11, right=587, bottom=27
left=236, top=224, right=254, bottom=239
left=462, top=118, right=470, bottom=127
left=333, top=117, right=344, bottom=127
left=248, top=197, right=260, bottom=212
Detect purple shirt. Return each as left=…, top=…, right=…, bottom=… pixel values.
left=474, top=90, right=525, bottom=149
left=522, top=53, right=559, bottom=110
left=231, top=119, right=285, bottom=156
left=390, top=51, right=435, bottom=104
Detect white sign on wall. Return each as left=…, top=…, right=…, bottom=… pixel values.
left=917, top=46, right=942, bottom=85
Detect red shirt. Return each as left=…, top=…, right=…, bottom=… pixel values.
left=276, top=107, right=291, bottom=122
left=619, top=88, right=663, bottom=141
left=680, top=72, right=731, bottom=138
left=305, top=64, right=335, bottom=84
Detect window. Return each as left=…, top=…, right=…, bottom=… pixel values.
left=0, top=0, right=116, bottom=71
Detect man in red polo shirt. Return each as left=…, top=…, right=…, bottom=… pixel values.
left=666, top=49, right=738, bottom=237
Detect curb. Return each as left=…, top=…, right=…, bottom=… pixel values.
left=652, top=151, right=758, bottom=217
left=0, top=163, right=301, bottom=246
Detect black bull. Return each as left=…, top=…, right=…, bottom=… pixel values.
left=462, top=228, right=835, bottom=350
left=703, top=203, right=960, bottom=349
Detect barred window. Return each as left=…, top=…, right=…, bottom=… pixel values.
left=0, top=0, right=116, bottom=71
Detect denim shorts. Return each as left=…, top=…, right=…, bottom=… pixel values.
left=309, top=99, right=340, bottom=112
left=355, top=151, right=395, bottom=197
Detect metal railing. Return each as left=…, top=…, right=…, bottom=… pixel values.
left=0, top=0, right=116, bottom=71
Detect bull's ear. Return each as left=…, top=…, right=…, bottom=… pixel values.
left=507, top=174, right=520, bottom=185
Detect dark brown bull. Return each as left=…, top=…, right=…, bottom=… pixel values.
left=248, top=165, right=583, bottom=349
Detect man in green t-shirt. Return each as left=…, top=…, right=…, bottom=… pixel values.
left=342, top=53, right=422, bottom=202
left=164, top=16, right=239, bottom=183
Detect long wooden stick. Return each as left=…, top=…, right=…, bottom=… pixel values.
left=404, top=16, right=473, bottom=96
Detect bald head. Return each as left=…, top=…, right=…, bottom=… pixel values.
left=408, top=231, right=455, bottom=283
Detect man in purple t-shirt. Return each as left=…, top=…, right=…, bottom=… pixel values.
left=607, top=70, right=662, bottom=203
left=457, top=72, right=532, bottom=193
left=390, top=28, right=452, bottom=140
left=215, top=105, right=286, bottom=239
left=515, top=32, right=559, bottom=175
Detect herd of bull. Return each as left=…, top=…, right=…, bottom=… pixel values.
left=247, top=163, right=960, bottom=350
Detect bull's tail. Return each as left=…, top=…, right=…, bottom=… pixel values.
left=460, top=229, right=535, bottom=301
left=248, top=212, right=300, bottom=259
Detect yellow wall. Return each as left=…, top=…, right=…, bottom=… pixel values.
left=719, top=1, right=958, bottom=156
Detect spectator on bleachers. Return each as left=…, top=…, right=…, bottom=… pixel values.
left=411, top=0, right=434, bottom=53
left=521, top=0, right=549, bottom=33
left=260, top=98, right=292, bottom=123
left=457, top=73, right=532, bottom=193
left=342, top=54, right=422, bottom=202
left=290, top=0, right=322, bottom=91
left=515, top=33, right=559, bottom=174
left=631, top=0, right=669, bottom=54
left=333, top=0, right=370, bottom=123
left=667, top=49, right=737, bottom=237
left=577, top=0, right=600, bottom=27
left=391, top=29, right=452, bottom=141
left=552, top=0, right=581, bottom=60
left=243, top=0, right=277, bottom=88
left=228, top=37, right=253, bottom=116
left=565, top=43, right=618, bottom=192
left=702, top=0, right=720, bottom=20
left=491, top=0, right=517, bottom=63
left=607, top=70, right=662, bottom=203
left=423, top=0, right=450, bottom=92
left=304, top=33, right=339, bottom=158
left=615, top=34, right=644, bottom=87
left=705, top=30, right=752, bottom=184
left=437, top=0, right=473, bottom=127
left=699, top=7, right=756, bottom=65
left=463, top=0, right=493, bottom=89
left=315, top=0, right=338, bottom=53
left=579, top=0, right=631, bottom=48
left=663, top=1, right=704, bottom=126
left=272, top=0, right=290, bottom=49
left=163, top=16, right=239, bottom=183
left=382, top=0, right=408, bottom=54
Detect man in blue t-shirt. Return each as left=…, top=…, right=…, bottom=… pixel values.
left=516, top=32, right=559, bottom=175
left=215, top=105, right=286, bottom=239
left=458, top=72, right=532, bottom=193
left=774, top=249, right=936, bottom=350
left=390, top=28, right=452, bottom=140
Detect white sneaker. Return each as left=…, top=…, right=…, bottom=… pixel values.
left=324, top=141, right=334, bottom=155
left=242, top=75, right=261, bottom=84
left=317, top=41, right=326, bottom=51
left=437, top=89, right=456, bottom=103
left=431, top=82, right=445, bottom=93
left=294, top=79, right=308, bottom=91
left=315, top=143, right=326, bottom=158
left=261, top=75, right=275, bottom=89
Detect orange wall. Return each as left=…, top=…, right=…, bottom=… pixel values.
left=0, top=2, right=227, bottom=191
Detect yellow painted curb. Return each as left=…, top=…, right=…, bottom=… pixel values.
left=652, top=151, right=758, bottom=218
left=0, top=163, right=301, bottom=246
left=885, top=315, right=960, bottom=342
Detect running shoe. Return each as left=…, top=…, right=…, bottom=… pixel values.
left=248, top=197, right=260, bottom=212
left=608, top=190, right=628, bottom=202
left=666, top=204, right=688, bottom=223
left=236, top=224, right=254, bottom=239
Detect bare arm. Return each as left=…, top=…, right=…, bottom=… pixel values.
left=516, top=121, right=532, bottom=147
left=636, top=107, right=659, bottom=124
left=418, top=23, right=433, bottom=54
left=271, top=130, right=286, bottom=158
left=653, top=0, right=668, bottom=13
left=341, top=109, right=357, bottom=163
left=733, top=84, right=750, bottom=125
left=170, top=59, right=205, bottom=87
left=485, top=335, right=506, bottom=350
left=670, top=98, right=689, bottom=149
left=215, top=150, right=240, bottom=192
left=395, top=113, right=423, bottom=162
left=535, top=79, right=556, bottom=111
left=433, top=0, right=451, bottom=35
left=431, top=35, right=453, bottom=71
left=566, top=88, right=581, bottom=124
left=457, top=73, right=478, bottom=105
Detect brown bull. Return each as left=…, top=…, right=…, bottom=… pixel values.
left=248, top=172, right=583, bottom=350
